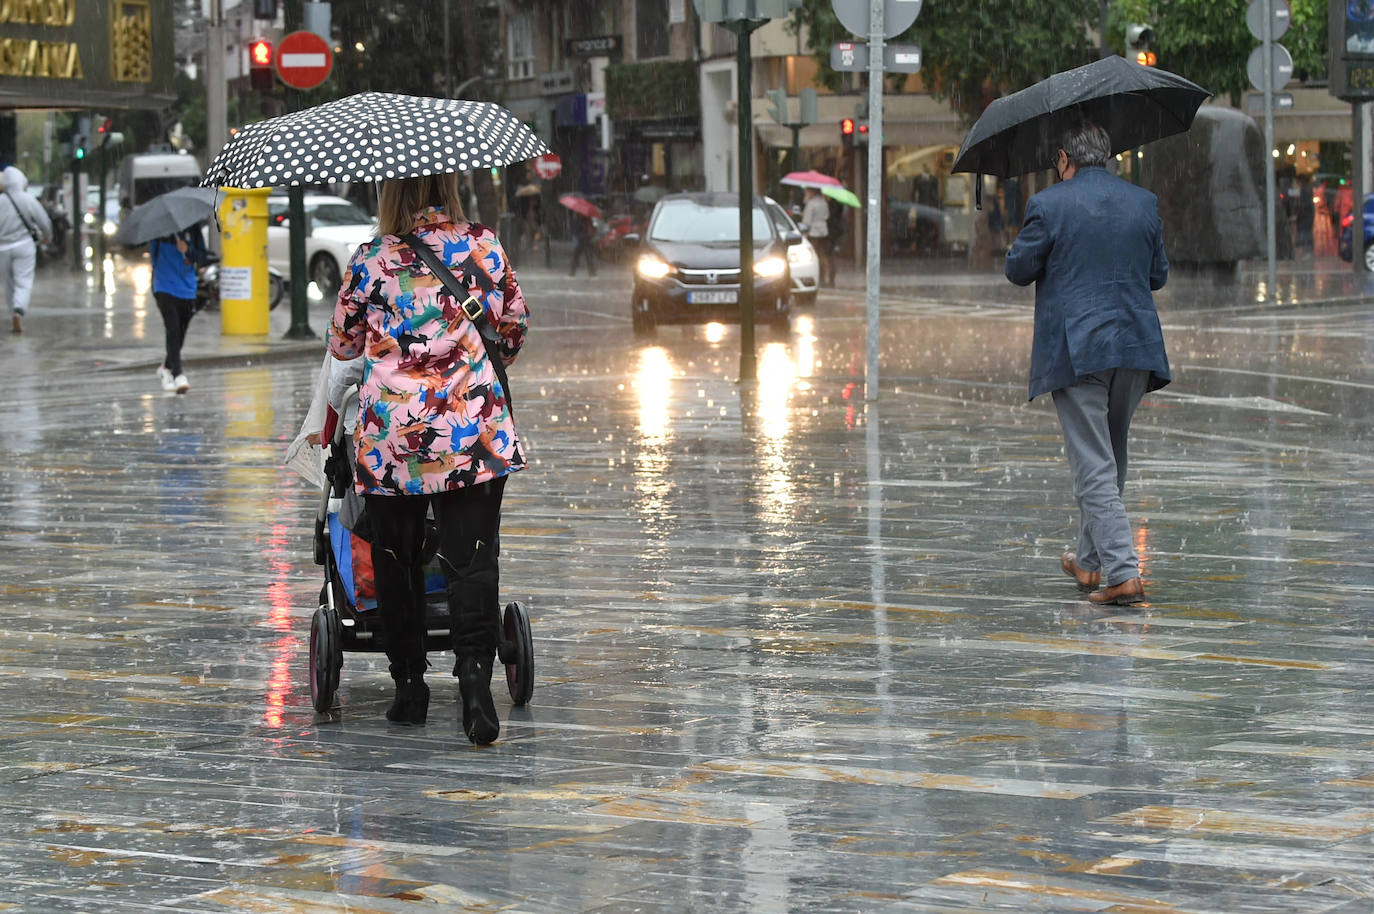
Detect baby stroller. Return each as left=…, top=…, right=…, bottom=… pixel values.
left=307, top=407, right=534, bottom=714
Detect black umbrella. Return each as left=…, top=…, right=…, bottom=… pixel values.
left=114, top=186, right=217, bottom=246
left=951, top=55, right=1211, bottom=179
left=202, top=92, right=551, bottom=188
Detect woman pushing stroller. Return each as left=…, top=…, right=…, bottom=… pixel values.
left=326, top=171, right=528, bottom=745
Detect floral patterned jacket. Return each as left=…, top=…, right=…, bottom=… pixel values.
left=328, top=208, right=528, bottom=496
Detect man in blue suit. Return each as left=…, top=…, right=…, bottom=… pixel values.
left=1004, top=121, right=1170, bottom=606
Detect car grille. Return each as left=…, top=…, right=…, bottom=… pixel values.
left=678, top=267, right=742, bottom=286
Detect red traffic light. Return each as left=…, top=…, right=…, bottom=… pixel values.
left=1135, top=49, right=1157, bottom=66
left=250, top=39, right=272, bottom=67
left=840, top=117, right=855, bottom=136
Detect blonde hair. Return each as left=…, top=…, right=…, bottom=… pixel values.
left=377, top=172, right=467, bottom=236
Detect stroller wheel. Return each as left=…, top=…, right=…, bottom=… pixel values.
left=309, top=605, right=342, bottom=713
left=501, top=601, right=534, bottom=706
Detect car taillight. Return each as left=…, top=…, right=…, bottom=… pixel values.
left=1342, top=214, right=1354, bottom=229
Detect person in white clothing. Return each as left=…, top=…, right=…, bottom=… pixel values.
left=801, top=186, right=833, bottom=288
left=0, top=166, right=52, bottom=334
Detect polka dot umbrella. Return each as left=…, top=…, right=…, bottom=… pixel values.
left=201, top=92, right=551, bottom=188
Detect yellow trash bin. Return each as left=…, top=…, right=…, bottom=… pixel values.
left=217, top=187, right=272, bottom=335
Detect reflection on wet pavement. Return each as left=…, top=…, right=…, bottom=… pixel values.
left=0, top=260, right=1371, bottom=911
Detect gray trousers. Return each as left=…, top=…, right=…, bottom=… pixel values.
left=0, top=242, right=36, bottom=315
left=1051, top=368, right=1151, bottom=586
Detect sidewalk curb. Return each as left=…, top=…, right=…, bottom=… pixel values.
left=91, top=339, right=323, bottom=374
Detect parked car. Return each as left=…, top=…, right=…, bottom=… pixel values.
left=631, top=192, right=798, bottom=334
left=266, top=194, right=375, bottom=300
left=1338, top=192, right=1374, bottom=270
left=763, top=197, right=819, bottom=306
left=888, top=197, right=956, bottom=254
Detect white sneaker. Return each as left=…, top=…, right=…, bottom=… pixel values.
left=157, top=366, right=177, bottom=392
left=174, top=374, right=189, bottom=394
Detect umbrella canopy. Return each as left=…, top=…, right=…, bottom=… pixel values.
left=951, top=56, right=1211, bottom=179
left=821, top=185, right=861, bottom=209
left=781, top=170, right=843, bottom=190
left=202, top=92, right=551, bottom=188
left=558, top=193, right=601, bottom=220
left=514, top=182, right=541, bottom=198
left=114, top=186, right=218, bottom=246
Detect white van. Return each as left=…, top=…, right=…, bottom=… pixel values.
left=117, top=152, right=203, bottom=214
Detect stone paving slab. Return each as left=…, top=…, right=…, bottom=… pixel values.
left=0, top=256, right=1371, bottom=911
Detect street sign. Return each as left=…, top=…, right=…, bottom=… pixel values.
left=832, top=0, right=922, bottom=40
left=274, top=30, right=332, bottom=90
left=1248, top=92, right=1294, bottom=112
left=884, top=43, right=921, bottom=73
left=1247, top=43, right=1293, bottom=92
left=533, top=153, right=562, bottom=180
left=830, top=40, right=869, bottom=71
left=1246, top=0, right=1290, bottom=42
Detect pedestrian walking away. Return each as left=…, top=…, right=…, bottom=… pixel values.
left=568, top=210, right=598, bottom=277
left=327, top=171, right=529, bottom=744
left=802, top=186, right=833, bottom=287
left=1004, top=120, right=1170, bottom=606
left=149, top=224, right=209, bottom=393
left=0, top=165, right=53, bottom=334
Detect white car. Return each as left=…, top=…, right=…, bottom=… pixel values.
left=266, top=194, right=375, bottom=301
left=764, top=197, right=819, bottom=305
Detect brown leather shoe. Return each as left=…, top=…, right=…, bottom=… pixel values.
left=1060, top=552, right=1100, bottom=592
left=1088, top=577, right=1145, bottom=606
left=10, top=312, right=20, bottom=334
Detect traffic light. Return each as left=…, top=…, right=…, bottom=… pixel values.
left=841, top=117, right=855, bottom=147
left=1126, top=24, right=1156, bottom=66
left=249, top=38, right=274, bottom=91
left=253, top=0, right=277, bottom=18
left=767, top=88, right=788, bottom=125
left=73, top=136, right=86, bottom=161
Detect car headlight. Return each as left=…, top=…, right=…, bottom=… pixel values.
left=787, top=244, right=815, bottom=266
left=103, top=221, right=117, bottom=236
left=636, top=254, right=671, bottom=279
left=754, top=255, right=786, bottom=278
left=83, top=212, right=94, bottom=225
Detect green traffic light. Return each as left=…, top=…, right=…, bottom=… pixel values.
left=75, top=148, right=84, bottom=160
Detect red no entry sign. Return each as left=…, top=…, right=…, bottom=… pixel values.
left=275, top=30, right=333, bottom=90
left=533, top=153, right=562, bottom=179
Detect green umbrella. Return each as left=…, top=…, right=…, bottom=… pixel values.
left=821, top=185, right=861, bottom=209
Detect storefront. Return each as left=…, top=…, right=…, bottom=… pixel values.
left=0, top=0, right=175, bottom=158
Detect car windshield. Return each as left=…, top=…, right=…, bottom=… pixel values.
left=650, top=200, right=770, bottom=243
left=311, top=202, right=371, bottom=226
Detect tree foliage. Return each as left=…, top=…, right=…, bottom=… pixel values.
left=789, top=0, right=1099, bottom=123
left=1106, top=0, right=1327, bottom=105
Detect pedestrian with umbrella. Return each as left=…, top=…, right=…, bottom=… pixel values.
left=559, top=193, right=600, bottom=278
left=117, top=186, right=217, bottom=393
left=957, top=56, right=1209, bottom=607
left=204, top=92, right=549, bottom=743
left=801, top=186, right=833, bottom=288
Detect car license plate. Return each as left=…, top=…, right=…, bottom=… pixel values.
left=687, top=290, right=737, bottom=304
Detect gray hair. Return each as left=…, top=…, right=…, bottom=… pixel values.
left=1060, top=121, right=1111, bottom=168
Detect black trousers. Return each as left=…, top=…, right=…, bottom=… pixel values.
left=569, top=236, right=597, bottom=276
left=154, top=292, right=194, bottom=376
left=364, top=477, right=506, bottom=672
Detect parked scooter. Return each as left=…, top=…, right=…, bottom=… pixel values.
left=195, top=254, right=285, bottom=313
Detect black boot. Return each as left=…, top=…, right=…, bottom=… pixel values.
left=386, top=663, right=430, bottom=726
left=456, top=656, right=499, bottom=744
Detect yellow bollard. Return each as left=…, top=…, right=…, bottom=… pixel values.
left=217, top=187, right=272, bottom=335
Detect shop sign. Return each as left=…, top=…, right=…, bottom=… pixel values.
left=539, top=69, right=573, bottom=95
left=567, top=35, right=621, bottom=57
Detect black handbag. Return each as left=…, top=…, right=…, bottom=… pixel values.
left=398, top=233, right=514, bottom=415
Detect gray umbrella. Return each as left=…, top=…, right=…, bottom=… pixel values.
left=951, top=55, right=1211, bottom=179
left=114, top=186, right=217, bottom=246
left=202, top=92, right=551, bottom=188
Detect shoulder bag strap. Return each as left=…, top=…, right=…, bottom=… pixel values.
left=3, top=191, right=38, bottom=238
left=398, top=232, right=514, bottom=415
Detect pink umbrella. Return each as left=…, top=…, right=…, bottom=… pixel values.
left=558, top=193, right=601, bottom=220
left=780, top=170, right=843, bottom=190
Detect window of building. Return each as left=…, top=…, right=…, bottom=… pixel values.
left=507, top=10, right=535, bottom=80
left=636, top=0, right=668, bottom=60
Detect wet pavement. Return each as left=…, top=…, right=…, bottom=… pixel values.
left=2, top=252, right=1372, bottom=912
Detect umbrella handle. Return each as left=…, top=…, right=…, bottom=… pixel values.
left=975, top=175, right=983, bottom=212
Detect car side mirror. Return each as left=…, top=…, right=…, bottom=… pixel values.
left=784, top=230, right=804, bottom=246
